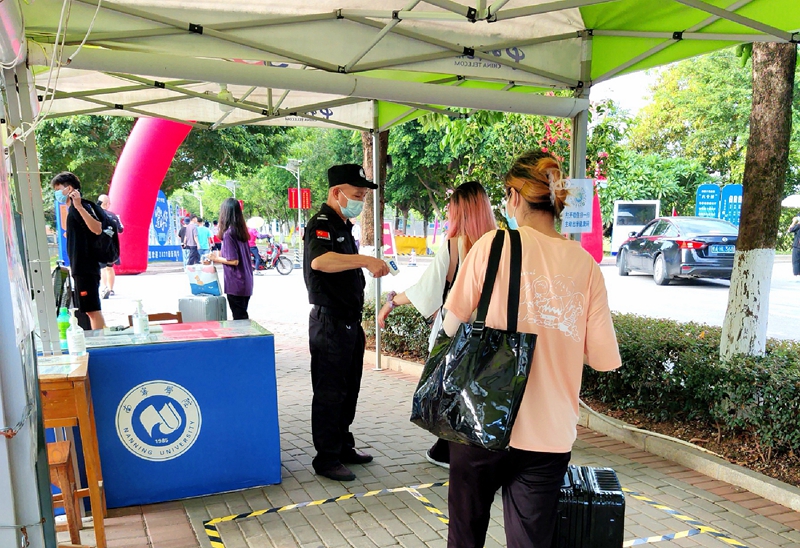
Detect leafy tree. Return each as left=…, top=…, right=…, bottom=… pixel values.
left=36, top=115, right=289, bottom=202
left=599, top=150, right=712, bottom=220
left=630, top=47, right=800, bottom=195
left=385, top=121, right=457, bottom=231
left=721, top=43, right=797, bottom=359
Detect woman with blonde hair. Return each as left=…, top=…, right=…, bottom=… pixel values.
left=441, top=151, right=621, bottom=547
left=378, top=180, right=496, bottom=468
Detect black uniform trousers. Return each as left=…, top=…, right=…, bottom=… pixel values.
left=309, top=306, right=365, bottom=470
left=448, top=442, right=570, bottom=548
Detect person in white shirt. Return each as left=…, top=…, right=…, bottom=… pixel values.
left=351, top=223, right=362, bottom=251
left=377, top=181, right=496, bottom=468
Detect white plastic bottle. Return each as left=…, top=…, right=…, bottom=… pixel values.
left=66, top=310, right=87, bottom=357
left=132, top=300, right=150, bottom=341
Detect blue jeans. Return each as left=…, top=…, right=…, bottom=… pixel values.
left=251, top=246, right=262, bottom=270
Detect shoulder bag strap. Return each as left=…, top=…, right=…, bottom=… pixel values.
left=472, top=230, right=506, bottom=334
left=506, top=229, right=522, bottom=333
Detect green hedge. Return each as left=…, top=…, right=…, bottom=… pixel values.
left=365, top=300, right=800, bottom=455
left=364, top=298, right=431, bottom=361
left=583, top=314, right=800, bottom=455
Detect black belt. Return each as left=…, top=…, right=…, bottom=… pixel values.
left=314, top=305, right=362, bottom=322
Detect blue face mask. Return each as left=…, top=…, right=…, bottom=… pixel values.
left=54, top=189, right=68, bottom=205
left=505, top=202, right=519, bottom=230
left=338, top=192, right=364, bottom=219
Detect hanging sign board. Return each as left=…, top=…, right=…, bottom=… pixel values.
left=720, top=184, right=743, bottom=226
left=288, top=188, right=312, bottom=210
left=561, top=179, right=594, bottom=234
left=695, top=184, right=721, bottom=218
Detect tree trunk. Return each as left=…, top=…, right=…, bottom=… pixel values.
left=720, top=42, right=796, bottom=360
left=360, top=130, right=389, bottom=248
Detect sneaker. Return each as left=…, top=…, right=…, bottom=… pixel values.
left=425, top=448, right=450, bottom=469
left=109, top=290, right=115, bottom=296
left=340, top=449, right=373, bottom=465
left=315, top=463, right=356, bottom=482
left=102, top=288, right=111, bottom=300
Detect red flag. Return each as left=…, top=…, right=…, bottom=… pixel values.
left=672, top=206, right=678, bottom=216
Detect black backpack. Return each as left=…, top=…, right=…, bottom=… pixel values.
left=87, top=202, right=120, bottom=264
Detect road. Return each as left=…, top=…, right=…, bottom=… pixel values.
left=100, top=256, right=799, bottom=341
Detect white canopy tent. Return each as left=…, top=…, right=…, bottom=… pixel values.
left=2, top=1, right=799, bottom=546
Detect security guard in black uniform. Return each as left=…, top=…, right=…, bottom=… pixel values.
left=304, top=164, right=390, bottom=481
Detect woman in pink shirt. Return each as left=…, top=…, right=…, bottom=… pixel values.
left=441, top=150, right=622, bottom=548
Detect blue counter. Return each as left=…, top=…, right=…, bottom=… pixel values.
left=85, top=320, right=280, bottom=508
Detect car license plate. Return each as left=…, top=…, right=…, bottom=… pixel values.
left=710, top=244, right=735, bottom=254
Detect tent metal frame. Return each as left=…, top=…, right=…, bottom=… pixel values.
left=3, top=1, right=799, bottom=545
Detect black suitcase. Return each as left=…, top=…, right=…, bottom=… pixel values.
left=552, top=466, right=625, bottom=548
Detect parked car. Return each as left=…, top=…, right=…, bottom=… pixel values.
left=616, top=216, right=738, bottom=285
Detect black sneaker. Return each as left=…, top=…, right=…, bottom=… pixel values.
left=315, top=463, right=356, bottom=482
left=425, top=442, right=450, bottom=469
left=340, top=449, right=373, bottom=465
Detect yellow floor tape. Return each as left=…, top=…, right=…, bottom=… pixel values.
left=203, top=481, right=750, bottom=548
left=623, top=488, right=749, bottom=547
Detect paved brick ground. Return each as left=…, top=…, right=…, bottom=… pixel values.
left=62, top=332, right=800, bottom=547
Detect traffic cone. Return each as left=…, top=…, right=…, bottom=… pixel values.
left=409, top=248, right=418, bottom=267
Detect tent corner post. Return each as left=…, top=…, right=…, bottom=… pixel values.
left=371, top=103, right=383, bottom=372
left=568, top=109, right=589, bottom=244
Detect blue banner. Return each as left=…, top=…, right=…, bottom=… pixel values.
left=55, top=202, right=70, bottom=266
left=720, top=184, right=743, bottom=226
left=151, top=190, right=170, bottom=245
left=695, top=184, right=721, bottom=218
left=148, top=245, right=182, bottom=262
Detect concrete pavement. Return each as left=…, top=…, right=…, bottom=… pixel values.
left=64, top=333, right=800, bottom=547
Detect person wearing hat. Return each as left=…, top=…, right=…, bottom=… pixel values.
left=304, top=163, right=390, bottom=481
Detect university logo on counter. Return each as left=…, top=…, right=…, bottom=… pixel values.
left=116, top=381, right=202, bottom=462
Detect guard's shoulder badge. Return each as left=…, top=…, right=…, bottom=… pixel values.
left=316, top=230, right=331, bottom=240
left=318, top=214, right=328, bottom=221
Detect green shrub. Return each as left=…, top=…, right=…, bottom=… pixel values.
left=365, top=301, right=800, bottom=455
left=583, top=313, right=800, bottom=455
left=363, top=298, right=431, bottom=361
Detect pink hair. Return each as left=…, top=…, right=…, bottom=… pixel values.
left=446, top=181, right=496, bottom=252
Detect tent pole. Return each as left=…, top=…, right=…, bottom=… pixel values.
left=372, top=101, right=383, bottom=372
left=0, top=67, right=56, bottom=548
left=569, top=30, right=591, bottom=243
left=3, top=66, right=61, bottom=356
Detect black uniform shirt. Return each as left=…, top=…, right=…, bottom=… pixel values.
left=67, top=200, right=101, bottom=277
left=304, top=203, right=365, bottom=315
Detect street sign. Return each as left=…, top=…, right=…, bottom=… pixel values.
left=695, top=184, right=721, bottom=218
left=288, top=188, right=312, bottom=209
left=720, top=184, right=743, bottom=226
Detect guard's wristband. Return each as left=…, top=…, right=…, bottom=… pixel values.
left=386, top=291, right=397, bottom=310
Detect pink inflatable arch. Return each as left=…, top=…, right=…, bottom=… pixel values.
left=580, top=185, right=604, bottom=263
left=108, top=118, right=192, bottom=274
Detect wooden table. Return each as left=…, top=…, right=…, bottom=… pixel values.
left=38, top=354, right=106, bottom=548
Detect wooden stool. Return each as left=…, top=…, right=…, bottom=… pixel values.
left=48, top=441, right=82, bottom=545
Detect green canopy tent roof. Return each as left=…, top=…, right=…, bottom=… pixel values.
left=6, top=0, right=799, bottom=132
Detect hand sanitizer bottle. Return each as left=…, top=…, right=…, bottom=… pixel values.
left=132, top=300, right=150, bottom=341
left=67, top=310, right=87, bottom=357
left=57, top=307, right=71, bottom=351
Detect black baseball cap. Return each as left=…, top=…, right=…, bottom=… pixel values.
left=327, top=164, right=377, bottom=189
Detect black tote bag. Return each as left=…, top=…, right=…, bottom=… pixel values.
left=410, top=229, right=537, bottom=451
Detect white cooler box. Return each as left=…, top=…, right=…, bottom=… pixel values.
left=179, top=295, right=228, bottom=323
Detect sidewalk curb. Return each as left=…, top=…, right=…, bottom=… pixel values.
left=367, top=351, right=800, bottom=512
